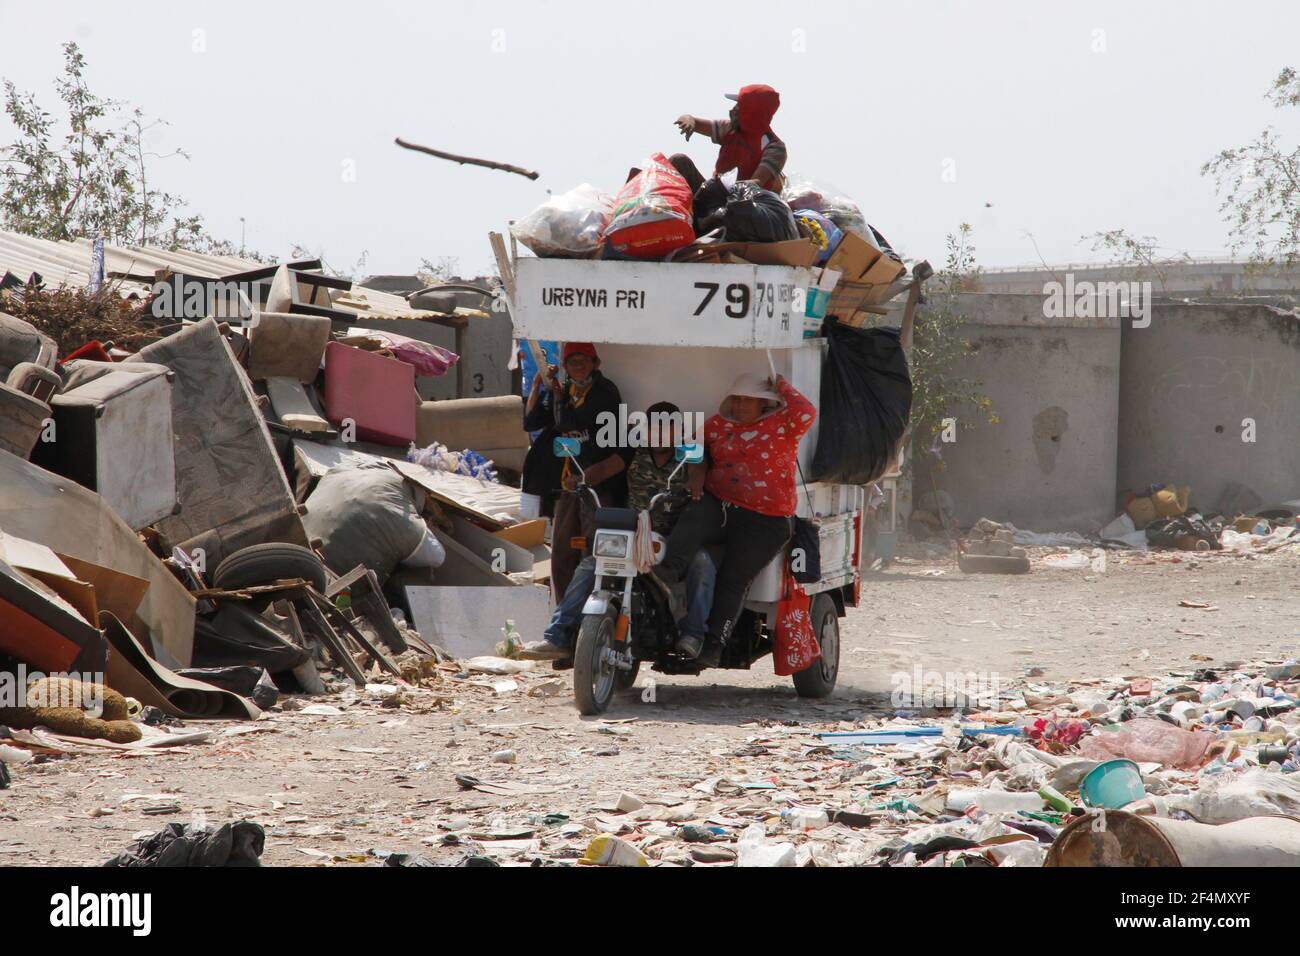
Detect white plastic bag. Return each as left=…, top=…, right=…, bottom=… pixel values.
left=781, top=173, right=873, bottom=243
left=511, top=183, right=613, bottom=258
left=736, top=822, right=797, bottom=867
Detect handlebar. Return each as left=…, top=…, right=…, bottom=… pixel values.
left=574, top=482, right=601, bottom=510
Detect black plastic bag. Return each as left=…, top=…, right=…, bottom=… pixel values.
left=811, top=320, right=912, bottom=485
left=105, top=821, right=265, bottom=867
left=193, top=604, right=308, bottom=673
left=724, top=182, right=799, bottom=243
left=176, top=666, right=279, bottom=710
left=790, top=517, right=822, bottom=584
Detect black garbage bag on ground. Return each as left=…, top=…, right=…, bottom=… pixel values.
left=1146, top=514, right=1223, bottom=550
left=811, top=319, right=912, bottom=485
left=724, top=182, right=799, bottom=243
left=176, top=666, right=279, bottom=710
left=105, top=821, right=265, bottom=867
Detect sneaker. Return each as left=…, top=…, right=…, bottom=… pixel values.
left=517, top=639, right=571, bottom=661
left=675, top=634, right=704, bottom=658
left=696, top=640, right=724, bottom=669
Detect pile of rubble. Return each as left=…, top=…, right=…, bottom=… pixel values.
left=0, top=257, right=555, bottom=767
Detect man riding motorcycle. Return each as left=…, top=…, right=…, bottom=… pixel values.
left=521, top=402, right=717, bottom=663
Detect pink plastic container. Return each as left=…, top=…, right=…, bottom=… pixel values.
left=322, top=341, right=416, bottom=446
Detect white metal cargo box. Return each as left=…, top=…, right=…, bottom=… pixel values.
left=512, top=258, right=837, bottom=349
left=746, top=483, right=864, bottom=603
left=33, top=366, right=179, bottom=530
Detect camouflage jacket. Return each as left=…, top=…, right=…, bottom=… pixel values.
left=626, top=448, right=688, bottom=536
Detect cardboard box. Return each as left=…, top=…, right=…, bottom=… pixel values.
left=824, top=232, right=884, bottom=316
left=859, top=255, right=908, bottom=306
left=493, top=518, right=547, bottom=550
left=726, top=238, right=820, bottom=268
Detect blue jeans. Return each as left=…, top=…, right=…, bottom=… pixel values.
left=543, top=551, right=718, bottom=648
left=678, top=550, right=717, bottom=639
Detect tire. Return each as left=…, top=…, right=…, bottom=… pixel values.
left=212, top=543, right=329, bottom=601
left=792, top=593, right=840, bottom=698
left=574, top=609, right=620, bottom=715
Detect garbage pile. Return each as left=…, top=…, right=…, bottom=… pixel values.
left=950, top=492, right=1299, bottom=576
left=384, top=658, right=1300, bottom=867
left=0, top=259, right=558, bottom=767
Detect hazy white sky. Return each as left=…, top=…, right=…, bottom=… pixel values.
left=2, top=0, right=1296, bottom=276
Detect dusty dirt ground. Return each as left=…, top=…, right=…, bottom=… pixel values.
left=3, top=545, right=1298, bottom=867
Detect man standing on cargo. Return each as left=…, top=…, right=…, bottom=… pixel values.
left=528, top=342, right=630, bottom=606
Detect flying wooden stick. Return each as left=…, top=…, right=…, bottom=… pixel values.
left=394, top=138, right=539, bottom=180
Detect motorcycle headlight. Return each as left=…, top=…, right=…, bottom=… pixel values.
left=594, top=532, right=631, bottom=558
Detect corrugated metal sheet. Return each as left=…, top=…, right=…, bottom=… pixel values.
left=0, top=228, right=456, bottom=321
left=0, top=228, right=262, bottom=297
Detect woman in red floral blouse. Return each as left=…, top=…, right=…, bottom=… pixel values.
left=652, top=372, right=815, bottom=665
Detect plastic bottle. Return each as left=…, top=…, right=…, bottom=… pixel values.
left=496, top=620, right=523, bottom=658
left=781, top=807, right=829, bottom=830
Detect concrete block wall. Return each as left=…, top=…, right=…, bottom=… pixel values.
left=936, top=293, right=1121, bottom=532
left=1117, top=302, right=1300, bottom=511
left=931, top=294, right=1300, bottom=530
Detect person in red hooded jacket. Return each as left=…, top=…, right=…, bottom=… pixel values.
left=673, top=84, right=787, bottom=193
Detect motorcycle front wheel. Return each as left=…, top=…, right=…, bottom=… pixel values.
left=574, top=608, right=620, bottom=715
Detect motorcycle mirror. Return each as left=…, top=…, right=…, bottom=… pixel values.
left=552, top=436, right=582, bottom=459
left=674, top=442, right=704, bottom=464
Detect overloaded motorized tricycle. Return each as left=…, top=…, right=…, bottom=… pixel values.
left=500, top=245, right=919, bottom=714
left=552, top=434, right=844, bottom=714
left=496, top=226, right=925, bottom=712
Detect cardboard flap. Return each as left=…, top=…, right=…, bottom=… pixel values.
left=100, top=611, right=260, bottom=720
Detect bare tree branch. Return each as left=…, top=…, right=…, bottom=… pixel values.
left=394, top=137, right=539, bottom=180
